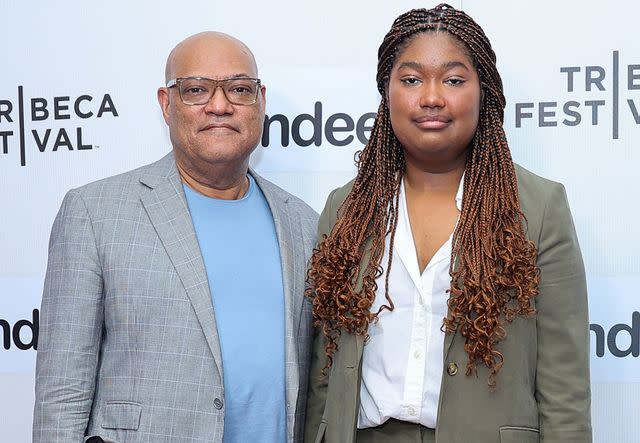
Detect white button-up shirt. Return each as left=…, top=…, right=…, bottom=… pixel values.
left=357, top=177, right=463, bottom=429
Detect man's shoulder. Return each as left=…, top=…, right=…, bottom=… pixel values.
left=251, top=171, right=319, bottom=222
left=71, top=152, right=175, bottom=199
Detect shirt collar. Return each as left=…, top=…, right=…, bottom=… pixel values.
left=455, top=172, right=464, bottom=211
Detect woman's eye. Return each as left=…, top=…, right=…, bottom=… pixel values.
left=446, top=78, right=465, bottom=86
left=401, top=77, right=421, bottom=85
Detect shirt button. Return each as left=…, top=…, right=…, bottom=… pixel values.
left=414, top=350, right=421, bottom=359
left=407, top=406, right=417, bottom=416
left=447, top=362, right=458, bottom=376
left=213, top=398, right=224, bottom=409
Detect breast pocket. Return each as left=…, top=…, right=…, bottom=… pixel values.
left=101, top=401, right=142, bottom=430
left=499, top=426, right=539, bottom=443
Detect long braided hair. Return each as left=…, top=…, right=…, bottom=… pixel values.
left=307, top=4, right=539, bottom=386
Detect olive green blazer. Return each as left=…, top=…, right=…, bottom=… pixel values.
left=304, top=164, right=592, bottom=443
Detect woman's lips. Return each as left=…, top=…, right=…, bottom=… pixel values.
left=414, top=115, right=451, bottom=129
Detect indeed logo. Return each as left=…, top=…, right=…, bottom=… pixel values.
left=590, top=311, right=639, bottom=357
left=261, top=101, right=376, bottom=148
left=0, top=309, right=38, bottom=350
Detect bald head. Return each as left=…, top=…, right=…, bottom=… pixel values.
left=165, top=32, right=258, bottom=82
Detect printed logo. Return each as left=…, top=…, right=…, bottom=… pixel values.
left=590, top=311, right=639, bottom=358
left=0, top=309, right=38, bottom=351
left=513, top=51, right=640, bottom=139
left=0, top=86, right=119, bottom=166
left=261, top=101, right=376, bottom=147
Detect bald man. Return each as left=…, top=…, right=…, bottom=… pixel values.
left=33, top=32, right=318, bottom=443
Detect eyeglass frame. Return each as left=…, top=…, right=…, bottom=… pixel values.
left=165, top=76, right=262, bottom=106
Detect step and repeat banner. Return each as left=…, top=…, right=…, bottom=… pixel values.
left=1, top=0, right=638, bottom=441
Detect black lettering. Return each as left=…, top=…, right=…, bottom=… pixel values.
left=12, top=309, right=39, bottom=351
left=560, top=66, right=581, bottom=92
left=585, top=66, right=606, bottom=91
left=0, top=100, right=13, bottom=123
left=31, top=98, right=49, bottom=121
left=538, top=102, right=557, bottom=127
left=0, top=319, right=10, bottom=349
left=53, top=96, right=71, bottom=120
left=356, top=113, right=376, bottom=144
left=515, top=103, right=534, bottom=128
left=628, top=65, right=640, bottom=90
left=74, top=95, right=93, bottom=118
left=562, top=101, right=581, bottom=126
left=607, top=312, right=639, bottom=358
left=76, top=127, right=92, bottom=150
left=292, top=101, right=322, bottom=147
left=262, top=114, right=290, bottom=147
left=590, top=323, right=605, bottom=357
left=584, top=100, right=605, bottom=125
left=32, top=129, right=51, bottom=152
left=628, top=99, right=640, bottom=124
left=52, top=128, right=73, bottom=151
left=97, top=94, right=118, bottom=117
left=0, top=131, right=12, bottom=154
left=325, top=113, right=354, bottom=146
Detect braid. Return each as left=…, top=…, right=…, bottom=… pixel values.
left=306, top=3, right=539, bottom=386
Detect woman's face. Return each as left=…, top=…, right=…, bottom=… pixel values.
left=387, top=32, right=481, bottom=171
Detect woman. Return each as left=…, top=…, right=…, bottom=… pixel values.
left=304, top=4, right=591, bottom=443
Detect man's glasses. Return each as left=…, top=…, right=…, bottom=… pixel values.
left=166, top=77, right=261, bottom=106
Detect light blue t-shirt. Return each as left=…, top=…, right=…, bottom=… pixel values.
left=184, top=175, right=286, bottom=443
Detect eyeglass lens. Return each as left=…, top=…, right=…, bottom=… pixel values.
left=179, top=78, right=259, bottom=105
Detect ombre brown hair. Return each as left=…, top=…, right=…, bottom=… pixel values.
left=307, top=4, right=539, bottom=386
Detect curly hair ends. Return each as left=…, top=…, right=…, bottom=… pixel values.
left=306, top=3, right=540, bottom=387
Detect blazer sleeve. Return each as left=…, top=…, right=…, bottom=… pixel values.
left=304, top=188, right=340, bottom=443
left=33, top=190, right=104, bottom=443
left=535, top=183, right=592, bottom=443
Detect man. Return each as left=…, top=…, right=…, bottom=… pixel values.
left=33, top=32, right=318, bottom=443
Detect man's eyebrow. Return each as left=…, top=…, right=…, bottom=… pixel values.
left=227, top=73, right=257, bottom=79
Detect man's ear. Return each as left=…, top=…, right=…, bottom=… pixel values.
left=157, top=87, right=172, bottom=124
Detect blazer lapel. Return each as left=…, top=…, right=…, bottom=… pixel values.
left=139, top=156, right=223, bottom=379
left=251, top=171, right=302, bottom=437
left=443, top=254, right=461, bottom=362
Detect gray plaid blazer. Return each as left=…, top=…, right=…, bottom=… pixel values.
left=33, top=153, right=319, bottom=443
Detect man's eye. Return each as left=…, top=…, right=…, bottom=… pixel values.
left=228, top=84, right=255, bottom=95
left=183, top=86, right=208, bottom=95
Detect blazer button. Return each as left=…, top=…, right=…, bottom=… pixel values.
left=214, top=398, right=224, bottom=410
left=447, top=362, right=458, bottom=376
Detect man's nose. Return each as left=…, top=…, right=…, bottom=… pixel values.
left=203, top=86, right=234, bottom=114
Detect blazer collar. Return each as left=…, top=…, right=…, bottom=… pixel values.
left=138, top=152, right=224, bottom=378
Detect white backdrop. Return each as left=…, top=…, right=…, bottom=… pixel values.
left=1, top=1, right=638, bottom=441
